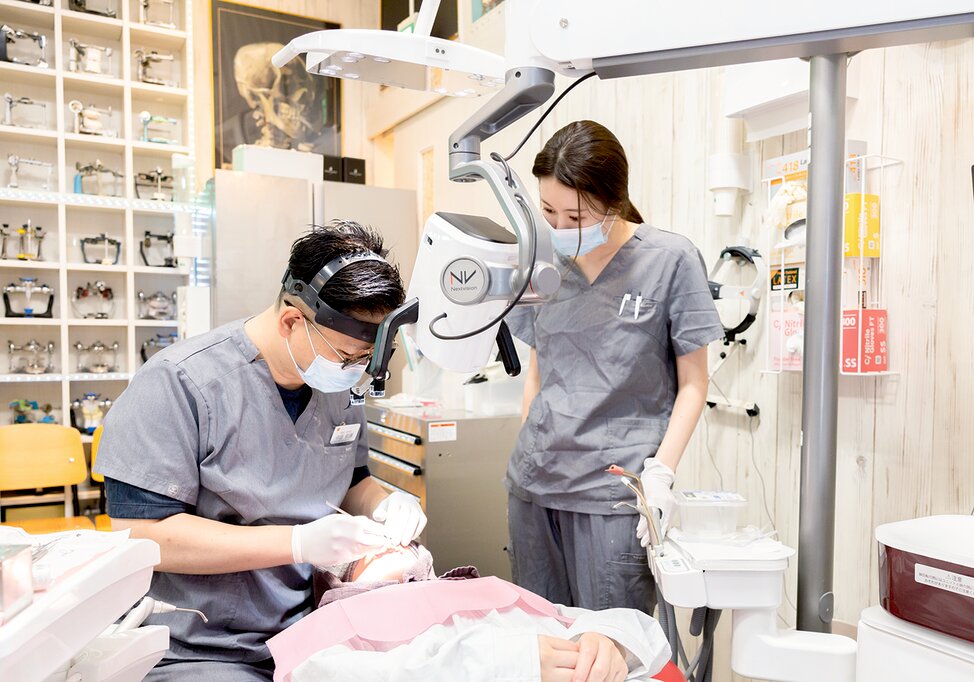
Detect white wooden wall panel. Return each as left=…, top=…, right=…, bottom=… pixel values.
left=931, top=38, right=974, bottom=521
left=867, top=43, right=943, bottom=618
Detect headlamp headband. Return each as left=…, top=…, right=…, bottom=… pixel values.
left=708, top=245, right=765, bottom=342
left=281, top=251, right=387, bottom=343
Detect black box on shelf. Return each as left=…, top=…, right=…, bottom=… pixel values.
left=342, top=157, right=366, bottom=184
left=322, top=155, right=342, bottom=182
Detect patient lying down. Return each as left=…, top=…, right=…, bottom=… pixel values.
left=268, top=544, right=671, bottom=682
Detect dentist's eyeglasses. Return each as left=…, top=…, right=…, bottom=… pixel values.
left=306, top=317, right=373, bottom=369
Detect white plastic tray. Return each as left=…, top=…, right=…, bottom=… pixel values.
left=0, top=535, right=159, bottom=680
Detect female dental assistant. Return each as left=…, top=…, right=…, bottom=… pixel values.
left=504, top=120, right=724, bottom=613
left=94, top=222, right=427, bottom=680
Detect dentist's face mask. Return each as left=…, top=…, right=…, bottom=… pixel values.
left=549, top=214, right=614, bottom=257
left=286, top=317, right=369, bottom=393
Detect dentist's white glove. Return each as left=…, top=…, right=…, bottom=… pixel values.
left=292, top=514, right=389, bottom=567
left=372, top=491, right=427, bottom=546
left=636, top=459, right=676, bottom=548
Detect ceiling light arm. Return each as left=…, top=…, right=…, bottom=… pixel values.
left=414, top=0, right=440, bottom=37
left=446, top=67, right=557, bottom=295
left=448, top=67, right=554, bottom=172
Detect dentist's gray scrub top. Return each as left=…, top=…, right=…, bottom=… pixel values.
left=505, top=225, right=724, bottom=514
left=93, top=319, right=369, bottom=663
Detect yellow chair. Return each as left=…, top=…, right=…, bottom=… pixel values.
left=89, top=425, right=112, bottom=531
left=0, top=423, right=95, bottom=533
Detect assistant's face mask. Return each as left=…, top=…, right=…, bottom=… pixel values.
left=548, top=214, right=615, bottom=257
left=286, top=317, right=368, bottom=393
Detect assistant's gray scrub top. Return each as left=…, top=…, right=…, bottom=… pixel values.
left=94, top=319, right=369, bottom=663
left=505, top=225, right=724, bottom=514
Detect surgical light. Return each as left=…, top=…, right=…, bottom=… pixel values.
left=271, top=0, right=505, bottom=97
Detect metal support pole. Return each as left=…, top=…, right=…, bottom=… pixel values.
left=797, top=53, right=847, bottom=633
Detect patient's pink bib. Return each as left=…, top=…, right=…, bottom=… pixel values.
left=268, top=576, right=574, bottom=681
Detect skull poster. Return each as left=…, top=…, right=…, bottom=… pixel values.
left=212, top=1, right=340, bottom=168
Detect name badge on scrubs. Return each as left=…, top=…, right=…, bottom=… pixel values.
left=330, top=423, right=361, bottom=444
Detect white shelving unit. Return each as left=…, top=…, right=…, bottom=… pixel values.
left=0, top=0, right=195, bottom=435
left=0, top=186, right=194, bottom=429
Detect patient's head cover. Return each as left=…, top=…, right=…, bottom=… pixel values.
left=316, top=542, right=479, bottom=608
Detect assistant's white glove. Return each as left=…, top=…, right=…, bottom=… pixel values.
left=292, top=514, right=389, bottom=567
left=636, top=459, right=676, bottom=548
left=372, top=491, right=427, bottom=546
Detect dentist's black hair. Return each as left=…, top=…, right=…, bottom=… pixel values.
left=280, top=220, right=405, bottom=317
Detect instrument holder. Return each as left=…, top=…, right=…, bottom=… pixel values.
left=69, top=0, right=117, bottom=18
left=134, top=49, right=177, bottom=87
left=0, top=24, right=48, bottom=69
left=73, top=340, right=120, bottom=373
left=7, top=154, right=54, bottom=191
left=71, top=280, right=115, bottom=319
left=3, top=277, right=54, bottom=318
left=140, top=230, right=176, bottom=267
left=137, top=290, right=176, bottom=320
left=7, top=339, right=56, bottom=375
left=68, top=39, right=114, bottom=76
left=3, top=92, right=47, bottom=129
left=74, top=159, right=124, bottom=196
left=10, top=398, right=56, bottom=424
left=16, top=220, right=44, bottom=261
left=70, top=392, right=113, bottom=434
left=141, top=332, right=177, bottom=362
left=138, top=110, right=179, bottom=144
left=68, top=100, right=118, bottom=138
left=80, top=233, right=122, bottom=265
left=134, top=167, right=174, bottom=201
left=139, top=0, right=176, bottom=30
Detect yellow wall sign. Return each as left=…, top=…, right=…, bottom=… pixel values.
left=844, top=193, right=881, bottom=257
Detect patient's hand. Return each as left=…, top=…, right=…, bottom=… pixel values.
left=538, top=633, right=627, bottom=682
left=539, top=635, right=580, bottom=682
left=571, top=632, right=628, bottom=682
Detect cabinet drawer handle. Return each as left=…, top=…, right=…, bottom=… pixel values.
left=367, top=422, right=421, bottom=445
left=369, top=450, right=422, bottom=476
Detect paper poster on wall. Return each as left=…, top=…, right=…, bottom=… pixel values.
left=211, top=1, right=342, bottom=169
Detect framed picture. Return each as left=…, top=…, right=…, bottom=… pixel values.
left=212, top=1, right=341, bottom=169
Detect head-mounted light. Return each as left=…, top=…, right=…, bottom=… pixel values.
left=281, top=251, right=388, bottom=343
left=708, top=245, right=766, bottom=342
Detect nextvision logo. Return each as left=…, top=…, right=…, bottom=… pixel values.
left=443, top=258, right=486, bottom=302
left=449, top=270, right=478, bottom=286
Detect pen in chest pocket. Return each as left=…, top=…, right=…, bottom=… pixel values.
left=618, top=292, right=631, bottom=316
left=618, top=291, right=645, bottom=320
